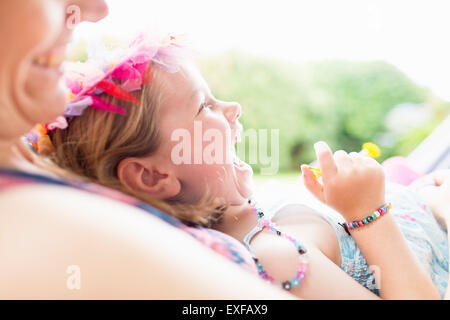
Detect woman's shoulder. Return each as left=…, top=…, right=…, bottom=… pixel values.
left=0, top=168, right=258, bottom=281
left=0, top=182, right=274, bottom=299
left=0, top=167, right=181, bottom=226
left=0, top=176, right=186, bottom=298
left=0, top=175, right=179, bottom=239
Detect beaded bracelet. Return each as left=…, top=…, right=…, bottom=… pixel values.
left=345, top=203, right=391, bottom=232
left=243, top=205, right=309, bottom=291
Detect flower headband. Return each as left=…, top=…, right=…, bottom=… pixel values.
left=23, top=33, right=190, bottom=154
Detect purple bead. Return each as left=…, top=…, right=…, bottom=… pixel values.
left=297, top=272, right=306, bottom=281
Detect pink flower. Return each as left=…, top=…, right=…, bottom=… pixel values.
left=46, top=116, right=68, bottom=131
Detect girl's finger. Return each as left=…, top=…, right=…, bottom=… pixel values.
left=301, top=165, right=325, bottom=202
left=349, top=152, right=360, bottom=159
left=349, top=151, right=365, bottom=165
left=359, top=149, right=369, bottom=157
left=314, top=141, right=337, bottom=182
left=334, top=150, right=352, bottom=169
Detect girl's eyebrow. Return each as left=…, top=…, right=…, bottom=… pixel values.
left=190, top=91, right=205, bottom=117
left=192, top=88, right=212, bottom=105
left=189, top=88, right=204, bottom=104
left=189, top=85, right=213, bottom=115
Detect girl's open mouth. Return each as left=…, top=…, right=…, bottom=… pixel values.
left=232, top=151, right=253, bottom=178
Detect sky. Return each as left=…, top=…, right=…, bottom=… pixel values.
left=74, top=0, right=450, bottom=101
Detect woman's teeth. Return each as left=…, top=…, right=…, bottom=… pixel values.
left=33, top=54, right=65, bottom=68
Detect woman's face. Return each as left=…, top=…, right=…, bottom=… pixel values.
left=0, top=0, right=108, bottom=139
left=156, top=63, right=254, bottom=206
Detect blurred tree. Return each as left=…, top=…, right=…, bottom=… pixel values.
left=198, top=52, right=449, bottom=174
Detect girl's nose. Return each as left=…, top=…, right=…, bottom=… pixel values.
left=72, top=0, right=109, bottom=23
left=223, top=102, right=242, bottom=124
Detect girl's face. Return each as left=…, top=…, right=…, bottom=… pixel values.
left=156, top=64, right=254, bottom=206
left=0, top=0, right=108, bottom=139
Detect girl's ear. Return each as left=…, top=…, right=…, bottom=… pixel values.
left=117, top=158, right=181, bottom=200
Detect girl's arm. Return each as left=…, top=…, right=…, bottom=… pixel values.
left=301, top=141, right=440, bottom=300
left=250, top=209, right=381, bottom=299
left=0, top=185, right=294, bottom=299
left=345, top=213, right=437, bottom=299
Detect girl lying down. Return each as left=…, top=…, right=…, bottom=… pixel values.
left=27, top=34, right=448, bottom=299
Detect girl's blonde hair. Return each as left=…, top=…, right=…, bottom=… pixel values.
left=48, top=65, right=224, bottom=227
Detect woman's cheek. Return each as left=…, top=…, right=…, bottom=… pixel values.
left=0, top=0, right=66, bottom=132
left=20, top=0, right=64, bottom=53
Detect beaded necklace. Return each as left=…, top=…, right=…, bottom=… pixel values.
left=243, top=201, right=309, bottom=291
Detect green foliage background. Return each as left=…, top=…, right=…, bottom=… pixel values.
left=198, top=52, right=450, bottom=174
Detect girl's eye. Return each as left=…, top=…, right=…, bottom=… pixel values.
left=198, top=102, right=212, bottom=114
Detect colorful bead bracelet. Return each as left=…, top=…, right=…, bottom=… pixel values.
left=243, top=205, right=309, bottom=291
left=345, top=203, right=391, bottom=232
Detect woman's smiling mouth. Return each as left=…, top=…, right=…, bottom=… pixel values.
left=29, top=47, right=68, bottom=85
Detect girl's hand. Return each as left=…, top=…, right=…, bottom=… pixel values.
left=302, top=141, right=386, bottom=222
left=416, top=170, right=450, bottom=229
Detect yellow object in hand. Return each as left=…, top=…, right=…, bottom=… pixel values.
left=308, top=166, right=322, bottom=179
left=362, top=142, right=381, bottom=158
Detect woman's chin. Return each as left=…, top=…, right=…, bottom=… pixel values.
left=23, top=82, right=67, bottom=124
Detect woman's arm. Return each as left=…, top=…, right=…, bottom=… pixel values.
left=302, top=141, right=440, bottom=299
left=0, top=185, right=294, bottom=299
